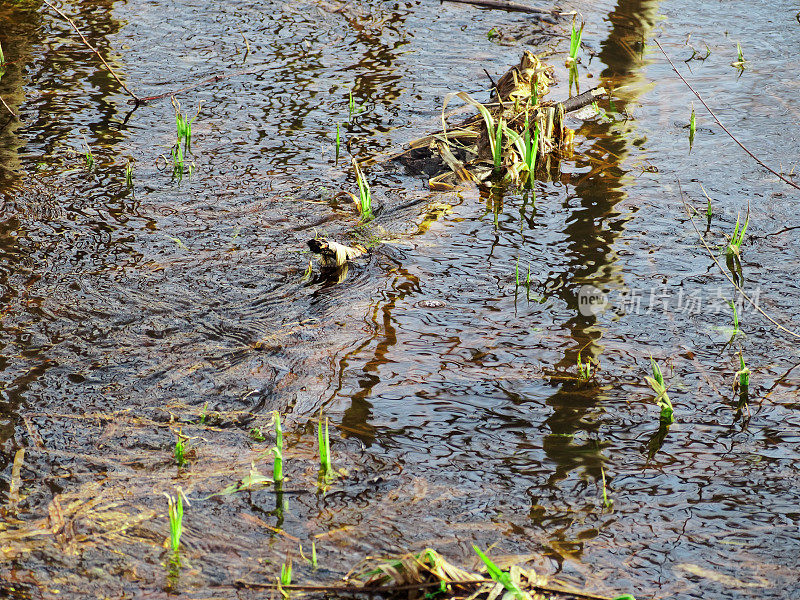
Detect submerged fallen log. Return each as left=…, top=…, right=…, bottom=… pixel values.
left=391, top=51, right=606, bottom=190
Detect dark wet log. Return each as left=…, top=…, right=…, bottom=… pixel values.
left=441, top=0, right=557, bottom=15
left=558, top=86, right=606, bottom=114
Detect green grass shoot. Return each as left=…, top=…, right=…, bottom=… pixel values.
left=348, top=89, right=364, bottom=118
left=199, top=402, right=208, bottom=425
left=577, top=351, right=594, bottom=381
left=494, top=117, right=504, bottom=172
left=442, top=92, right=502, bottom=176
left=515, top=259, right=520, bottom=287
left=318, top=416, right=333, bottom=481
left=726, top=212, right=748, bottom=256
left=335, top=123, right=341, bottom=161
left=524, top=118, right=538, bottom=176
left=0, top=42, right=5, bottom=67
left=568, top=18, right=585, bottom=64
left=728, top=300, right=740, bottom=338
left=81, top=135, right=94, bottom=170
left=688, top=103, right=696, bottom=150
left=732, top=42, right=746, bottom=70
left=601, top=465, right=613, bottom=508
left=280, top=559, right=292, bottom=586
left=174, top=430, right=187, bottom=467
left=300, top=541, right=319, bottom=568
left=737, top=352, right=750, bottom=389
left=646, top=358, right=674, bottom=424
left=125, top=161, right=133, bottom=188
left=164, top=490, right=186, bottom=554
left=171, top=143, right=184, bottom=181
left=706, top=197, right=712, bottom=221
left=250, top=427, right=265, bottom=442
left=472, top=545, right=530, bottom=600
left=352, top=158, right=373, bottom=221
left=502, top=119, right=537, bottom=184
left=272, top=411, right=284, bottom=483
left=525, top=265, right=532, bottom=300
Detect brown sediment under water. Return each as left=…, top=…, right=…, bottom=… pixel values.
left=0, top=0, right=799, bottom=598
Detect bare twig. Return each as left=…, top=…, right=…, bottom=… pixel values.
left=655, top=39, right=800, bottom=192
left=442, top=0, right=557, bottom=15
left=42, top=0, right=142, bottom=104
left=560, top=86, right=606, bottom=113
left=678, top=180, right=800, bottom=340
left=133, top=66, right=266, bottom=104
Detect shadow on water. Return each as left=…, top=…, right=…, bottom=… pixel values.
left=539, top=0, right=660, bottom=485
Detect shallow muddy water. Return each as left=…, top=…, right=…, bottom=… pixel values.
left=1, top=0, right=799, bottom=598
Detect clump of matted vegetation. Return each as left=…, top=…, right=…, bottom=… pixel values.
left=394, top=51, right=605, bottom=190
left=240, top=548, right=634, bottom=600
left=342, top=548, right=631, bottom=600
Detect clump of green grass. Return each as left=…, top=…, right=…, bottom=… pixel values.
left=726, top=212, right=748, bottom=257
left=348, top=89, right=364, bottom=119
left=169, top=98, right=199, bottom=181
left=352, top=159, right=373, bottom=221
left=503, top=116, right=538, bottom=184
left=566, top=18, right=584, bottom=65
left=272, top=411, right=284, bottom=483
left=163, top=489, right=187, bottom=555
left=646, top=358, right=674, bottom=423
left=487, top=27, right=500, bottom=41
left=731, top=42, right=746, bottom=70
left=174, top=430, right=188, bottom=467
left=318, top=416, right=333, bottom=482
left=577, top=350, right=595, bottom=381
left=173, top=98, right=198, bottom=153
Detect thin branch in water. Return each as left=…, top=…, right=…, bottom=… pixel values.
left=678, top=179, right=800, bottom=340
left=442, top=0, right=557, bottom=15
left=0, top=95, right=16, bottom=118
left=133, top=66, right=268, bottom=104
left=655, top=39, right=800, bottom=192
left=42, top=0, right=142, bottom=104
